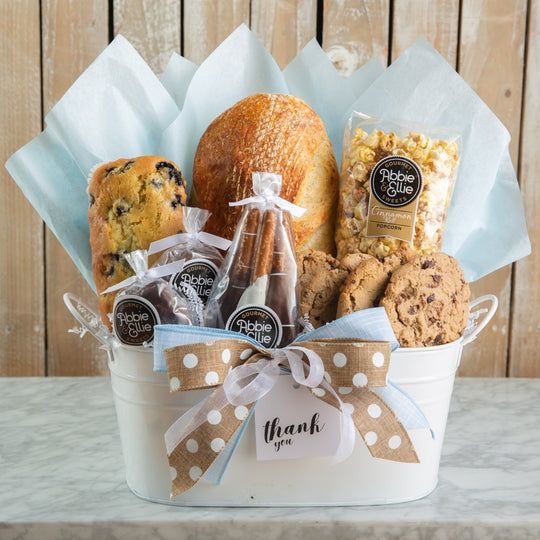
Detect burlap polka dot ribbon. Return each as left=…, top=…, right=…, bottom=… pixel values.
left=164, top=338, right=419, bottom=497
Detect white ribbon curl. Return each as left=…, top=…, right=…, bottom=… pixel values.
left=147, top=231, right=232, bottom=255
left=101, top=250, right=186, bottom=294
left=229, top=172, right=307, bottom=218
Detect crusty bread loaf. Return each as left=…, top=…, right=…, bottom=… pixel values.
left=88, top=156, right=187, bottom=325
left=191, top=93, right=339, bottom=253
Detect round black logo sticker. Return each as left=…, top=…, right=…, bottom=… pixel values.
left=113, top=295, right=160, bottom=346
left=170, top=259, right=218, bottom=305
left=370, top=155, right=423, bottom=208
left=226, top=305, right=283, bottom=348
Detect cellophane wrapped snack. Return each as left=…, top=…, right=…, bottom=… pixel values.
left=337, top=112, right=460, bottom=260
left=205, top=172, right=299, bottom=348
left=151, top=207, right=229, bottom=306
left=110, top=250, right=194, bottom=347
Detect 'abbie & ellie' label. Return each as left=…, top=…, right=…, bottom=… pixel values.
left=170, top=259, right=218, bottom=305
left=225, top=304, right=282, bottom=348
left=366, top=155, right=423, bottom=242
left=113, top=295, right=160, bottom=346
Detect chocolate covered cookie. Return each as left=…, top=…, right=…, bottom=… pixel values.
left=380, top=253, right=470, bottom=347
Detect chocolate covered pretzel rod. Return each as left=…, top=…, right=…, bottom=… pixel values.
left=237, top=207, right=261, bottom=277
left=267, top=212, right=297, bottom=345
left=212, top=207, right=261, bottom=324
left=252, top=209, right=277, bottom=282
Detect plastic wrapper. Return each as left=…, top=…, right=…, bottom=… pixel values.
left=108, top=250, right=195, bottom=347
left=205, top=173, right=301, bottom=348
left=337, top=113, right=460, bottom=260
left=149, top=207, right=230, bottom=306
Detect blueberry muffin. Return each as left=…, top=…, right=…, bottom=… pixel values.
left=88, top=156, right=187, bottom=325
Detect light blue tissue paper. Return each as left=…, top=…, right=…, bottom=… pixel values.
left=160, top=24, right=289, bottom=188
left=6, top=35, right=180, bottom=290
left=160, top=52, right=198, bottom=108
left=45, top=35, right=179, bottom=175
left=284, top=39, right=384, bottom=160
left=346, top=39, right=530, bottom=281
left=453, top=149, right=530, bottom=280
left=5, top=28, right=529, bottom=292
left=6, top=129, right=94, bottom=287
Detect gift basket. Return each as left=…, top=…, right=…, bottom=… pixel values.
left=6, top=26, right=529, bottom=506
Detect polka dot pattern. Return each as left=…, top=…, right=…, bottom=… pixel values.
left=222, top=349, right=231, bottom=364
left=372, top=351, right=385, bottom=368
left=367, top=404, right=382, bottom=418
left=207, top=410, right=222, bottom=425
left=352, top=372, right=368, bottom=387
left=365, top=431, right=377, bottom=446
left=210, top=438, right=225, bottom=453
left=205, top=371, right=219, bottom=385
left=183, top=353, right=198, bottom=369
left=333, top=352, right=347, bottom=368
left=344, top=387, right=418, bottom=463
left=234, top=405, right=249, bottom=420
left=389, top=435, right=402, bottom=450
left=170, top=377, right=181, bottom=391
left=189, top=466, right=202, bottom=481
left=240, top=348, right=253, bottom=360
left=312, top=387, right=325, bottom=398
left=186, top=439, right=198, bottom=453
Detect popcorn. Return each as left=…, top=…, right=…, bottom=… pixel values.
left=337, top=125, right=460, bottom=260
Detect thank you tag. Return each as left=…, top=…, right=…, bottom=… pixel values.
left=254, top=374, right=341, bottom=460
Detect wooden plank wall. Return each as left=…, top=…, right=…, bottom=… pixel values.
left=0, top=0, right=536, bottom=377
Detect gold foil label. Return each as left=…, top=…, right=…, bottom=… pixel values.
left=366, top=155, right=423, bottom=242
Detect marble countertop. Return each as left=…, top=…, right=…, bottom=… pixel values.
left=1, top=377, right=539, bottom=540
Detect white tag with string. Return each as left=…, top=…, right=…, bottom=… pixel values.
left=254, top=374, right=341, bottom=461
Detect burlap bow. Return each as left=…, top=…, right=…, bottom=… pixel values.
left=164, top=338, right=419, bottom=497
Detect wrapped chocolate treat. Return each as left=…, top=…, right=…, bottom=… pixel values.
left=103, top=250, right=196, bottom=347
left=148, top=207, right=231, bottom=306
left=205, top=172, right=305, bottom=348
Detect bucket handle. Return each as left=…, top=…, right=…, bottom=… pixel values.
left=63, top=292, right=113, bottom=350
left=462, top=294, right=498, bottom=347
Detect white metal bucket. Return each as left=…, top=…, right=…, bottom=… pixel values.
left=108, top=295, right=497, bottom=506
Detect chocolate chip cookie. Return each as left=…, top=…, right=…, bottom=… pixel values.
left=339, top=252, right=373, bottom=272
left=297, top=250, right=348, bottom=328
left=380, top=253, right=470, bottom=347
left=88, top=156, right=188, bottom=325
left=336, top=257, right=391, bottom=317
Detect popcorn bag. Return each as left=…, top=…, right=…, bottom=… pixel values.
left=338, top=113, right=460, bottom=260
left=6, top=26, right=528, bottom=506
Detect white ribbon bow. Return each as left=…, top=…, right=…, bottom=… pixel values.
left=229, top=172, right=307, bottom=218
left=164, top=344, right=356, bottom=463
left=147, top=232, right=232, bottom=255
left=101, top=252, right=186, bottom=294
